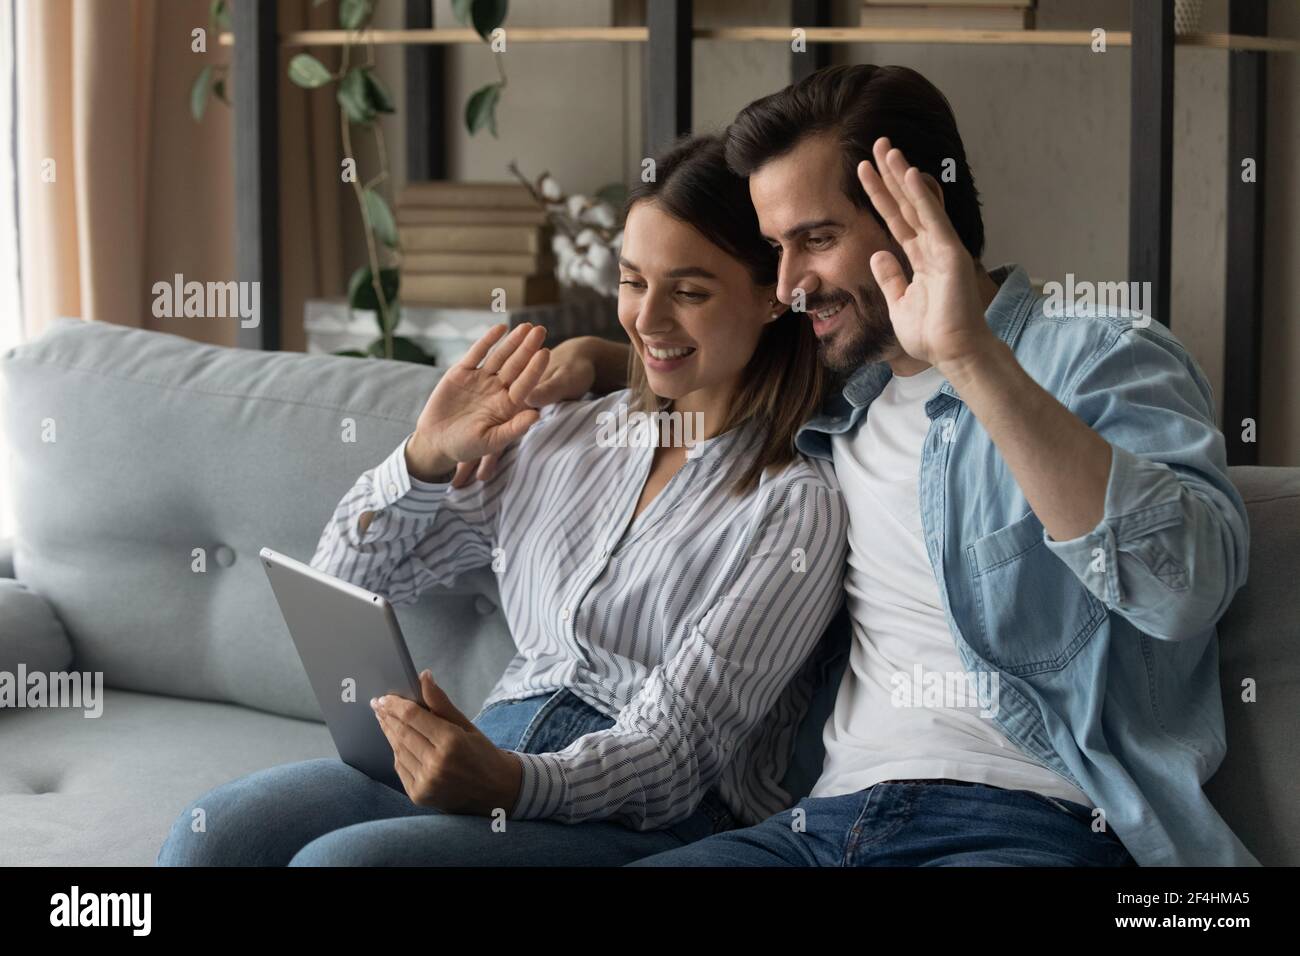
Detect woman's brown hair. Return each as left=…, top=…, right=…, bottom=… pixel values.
left=623, top=133, right=824, bottom=495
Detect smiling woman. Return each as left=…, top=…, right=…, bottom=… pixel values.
left=156, top=132, right=851, bottom=868
left=620, top=134, right=825, bottom=495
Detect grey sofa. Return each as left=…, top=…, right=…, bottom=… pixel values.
left=1, top=318, right=1296, bottom=866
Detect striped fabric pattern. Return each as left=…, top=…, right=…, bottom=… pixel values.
left=311, top=389, right=847, bottom=831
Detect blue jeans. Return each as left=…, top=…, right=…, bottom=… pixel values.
left=628, top=778, right=1136, bottom=866
left=156, top=688, right=735, bottom=866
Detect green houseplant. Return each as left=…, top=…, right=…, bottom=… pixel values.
left=192, top=0, right=512, bottom=363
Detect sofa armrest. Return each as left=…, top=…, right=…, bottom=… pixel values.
left=0, top=579, right=73, bottom=674
left=0, top=537, right=14, bottom=579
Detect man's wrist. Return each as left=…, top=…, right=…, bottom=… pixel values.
left=581, top=336, right=631, bottom=394
left=937, top=334, right=1015, bottom=395
left=405, top=432, right=456, bottom=482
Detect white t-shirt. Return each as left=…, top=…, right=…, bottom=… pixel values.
left=810, top=364, right=1093, bottom=807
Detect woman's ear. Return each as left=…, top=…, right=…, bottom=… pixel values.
left=760, top=285, right=784, bottom=325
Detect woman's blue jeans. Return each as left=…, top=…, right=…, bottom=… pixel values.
left=155, top=688, right=735, bottom=866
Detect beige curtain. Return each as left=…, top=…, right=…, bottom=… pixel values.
left=17, top=0, right=345, bottom=351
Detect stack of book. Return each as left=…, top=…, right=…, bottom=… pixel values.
left=859, top=0, right=1035, bottom=30
left=396, top=181, right=559, bottom=308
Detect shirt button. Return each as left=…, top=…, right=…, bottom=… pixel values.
left=560, top=608, right=571, bottom=621
left=387, top=482, right=398, bottom=495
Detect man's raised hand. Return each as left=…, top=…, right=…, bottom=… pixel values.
left=857, top=136, right=993, bottom=372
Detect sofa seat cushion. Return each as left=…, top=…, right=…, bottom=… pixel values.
left=0, top=688, right=334, bottom=866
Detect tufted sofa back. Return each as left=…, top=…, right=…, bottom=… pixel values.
left=1, top=318, right=515, bottom=721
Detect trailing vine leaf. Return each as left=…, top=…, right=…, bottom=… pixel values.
left=466, top=82, right=502, bottom=137
left=367, top=335, right=433, bottom=364
left=365, top=71, right=396, bottom=114
left=451, top=0, right=474, bottom=26
left=347, top=265, right=401, bottom=330
left=337, top=68, right=375, bottom=124
left=209, top=0, right=231, bottom=33
left=363, top=188, right=398, bottom=249
left=191, top=65, right=213, bottom=122
left=452, top=2, right=509, bottom=142
left=470, top=0, right=508, bottom=41
left=213, top=77, right=229, bottom=106
left=339, top=0, right=373, bottom=31
left=333, top=349, right=369, bottom=358
left=288, top=53, right=333, bottom=89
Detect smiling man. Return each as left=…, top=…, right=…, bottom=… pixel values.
left=529, top=64, right=1255, bottom=867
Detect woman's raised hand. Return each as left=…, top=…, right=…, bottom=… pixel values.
left=407, top=323, right=550, bottom=479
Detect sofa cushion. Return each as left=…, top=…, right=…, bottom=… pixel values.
left=0, top=319, right=516, bottom=721
left=0, top=688, right=335, bottom=866
left=1205, top=466, right=1300, bottom=866
left=0, top=535, right=14, bottom=578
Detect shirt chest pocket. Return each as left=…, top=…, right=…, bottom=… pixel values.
left=962, top=509, right=1106, bottom=677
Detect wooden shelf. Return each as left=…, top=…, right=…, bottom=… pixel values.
left=703, top=28, right=1299, bottom=51
left=701, top=26, right=1125, bottom=45
left=219, top=27, right=649, bottom=47
left=1178, top=32, right=1300, bottom=53
left=218, top=27, right=1299, bottom=53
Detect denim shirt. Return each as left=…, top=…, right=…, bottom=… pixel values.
left=796, top=264, right=1256, bottom=866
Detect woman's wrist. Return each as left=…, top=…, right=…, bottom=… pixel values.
left=491, top=750, right=524, bottom=817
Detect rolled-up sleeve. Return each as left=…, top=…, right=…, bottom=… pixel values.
left=1042, top=328, right=1249, bottom=641
left=509, top=477, right=848, bottom=829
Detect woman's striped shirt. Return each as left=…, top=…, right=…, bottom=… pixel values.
left=311, top=389, right=847, bottom=831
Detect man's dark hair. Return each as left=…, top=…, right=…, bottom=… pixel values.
left=724, top=64, right=985, bottom=260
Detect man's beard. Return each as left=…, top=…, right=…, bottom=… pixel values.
left=807, top=278, right=896, bottom=377
left=807, top=241, right=913, bottom=377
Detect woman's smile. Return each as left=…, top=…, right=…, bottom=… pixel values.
left=641, top=341, right=697, bottom=373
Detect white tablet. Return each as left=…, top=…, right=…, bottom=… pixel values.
left=260, top=547, right=422, bottom=792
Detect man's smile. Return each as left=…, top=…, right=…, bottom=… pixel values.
left=809, top=297, right=851, bottom=337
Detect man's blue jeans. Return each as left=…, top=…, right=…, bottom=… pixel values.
left=155, top=688, right=734, bottom=866
left=628, top=778, right=1136, bottom=866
